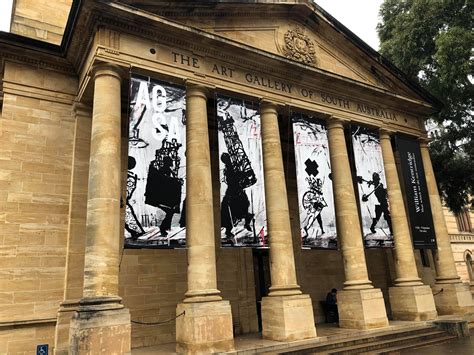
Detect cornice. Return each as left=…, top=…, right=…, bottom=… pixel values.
left=92, top=10, right=433, bottom=119
left=0, top=41, right=75, bottom=75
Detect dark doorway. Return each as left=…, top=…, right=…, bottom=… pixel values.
left=253, top=249, right=271, bottom=331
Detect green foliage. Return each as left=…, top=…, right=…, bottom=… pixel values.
left=377, top=0, right=473, bottom=213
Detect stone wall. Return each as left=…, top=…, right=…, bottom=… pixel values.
left=11, top=0, right=73, bottom=45
left=443, top=206, right=474, bottom=285
left=0, top=61, right=76, bottom=353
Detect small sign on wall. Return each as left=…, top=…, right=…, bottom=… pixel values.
left=37, top=344, right=48, bottom=355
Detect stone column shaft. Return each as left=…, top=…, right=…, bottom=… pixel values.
left=183, top=84, right=221, bottom=302
left=260, top=102, right=299, bottom=295
left=380, top=130, right=422, bottom=286
left=69, top=64, right=130, bottom=354
left=381, top=130, right=437, bottom=321
left=259, top=102, right=316, bottom=341
left=419, top=139, right=473, bottom=315
left=419, top=140, right=459, bottom=282
left=326, top=118, right=372, bottom=289
left=81, top=66, right=122, bottom=298
left=326, top=118, right=388, bottom=330
left=176, top=83, right=234, bottom=353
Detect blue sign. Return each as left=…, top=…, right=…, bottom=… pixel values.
left=37, top=344, right=48, bottom=355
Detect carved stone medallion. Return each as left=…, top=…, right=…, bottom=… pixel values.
left=283, top=26, right=317, bottom=66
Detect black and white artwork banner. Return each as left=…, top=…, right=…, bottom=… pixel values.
left=292, top=113, right=337, bottom=249
left=396, top=135, right=436, bottom=249
left=125, top=75, right=186, bottom=248
left=217, top=95, right=267, bottom=247
left=352, top=126, right=394, bottom=248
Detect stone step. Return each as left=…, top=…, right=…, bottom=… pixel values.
left=322, top=330, right=454, bottom=354
left=361, top=334, right=457, bottom=354
left=276, top=326, right=450, bottom=354
left=275, top=329, right=422, bottom=354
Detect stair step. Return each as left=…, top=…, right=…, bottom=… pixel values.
left=362, top=334, right=458, bottom=354
left=278, top=327, right=438, bottom=354
left=321, top=331, right=451, bottom=354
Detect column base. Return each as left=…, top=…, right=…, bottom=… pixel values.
left=433, top=282, right=474, bottom=315
left=261, top=294, right=317, bottom=342
left=54, top=299, right=80, bottom=355
left=176, top=300, right=234, bottom=353
left=389, top=285, right=437, bottom=321
left=69, top=297, right=131, bottom=354
left=338, top=288, right=389, bottom=330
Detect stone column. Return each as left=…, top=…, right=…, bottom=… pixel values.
left=175, top=83, right=234, bottom=353
left=69, top=64, right=131, bottom=354
left=54, top=104, right=92, bottom=354
left=419, top=139, right=473, bottom=315
left=260, top=101, right=316, bottom=341
left=380, top=129, right=437, bottom=321
left=326, top=117, right=388, bottom=330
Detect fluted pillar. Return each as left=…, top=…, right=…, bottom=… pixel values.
left=260, top=101, right=316, bottom=341
left=380, top=129, right=437, bottom=321
left=69, top=64, right=131, bottom=354
left=326, top=117, right=388, bottom=330
left=419, top=139, right=473, bottom=314
left=175, top=83, right=234, bottom=353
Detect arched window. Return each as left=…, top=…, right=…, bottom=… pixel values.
left=456, top=208, right=473, bottom=232
left=465, top=251, right=473, bottom=281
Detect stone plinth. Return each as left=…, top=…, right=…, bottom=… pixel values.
left=69, top=298, right=131, bottom=355
left=432, top=283, right=474, bottom=315
left=54, top=300, right=80, bottom=355
left=338, top=289, right=389, bottom=330
left=261, top=294, right=316, bottom=342
left=389, top=285, right=437, bottom=321
left=176, top=300, right=234, bottom=353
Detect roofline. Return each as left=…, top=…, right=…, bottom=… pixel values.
left=0, top=0, right=82, bottom=55
left=312, top=2, right=442, bottom=111
left=1, top=0, right=442, bottom=112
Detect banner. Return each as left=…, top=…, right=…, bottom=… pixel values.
left=217, top=95, right=267, bottom=247
left=124, top=75, right=186, bottom=248
left=352, top=126, right=394, bottom=248
left=292, top=113, right=337, bottom=249
left=396, top=135, right=436, bottom=249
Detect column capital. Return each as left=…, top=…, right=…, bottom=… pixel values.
left=73, top=102, right=92, bottom=118
left=185, top=81, right=211, bottom=100
left=418, top=136, right=429, bottom=148
left=260, top=99, right=280, bottom=115
left=379, top=127, right=396, bottom=139
left=326, top=116, right=349, bottom=130
left=91, top=63, right=125, bottom=82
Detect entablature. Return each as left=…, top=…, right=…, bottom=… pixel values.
left=65, top=1, right=435, bottom=138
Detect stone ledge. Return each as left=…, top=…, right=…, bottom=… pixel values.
left=0, top=317, right=56, bottom=328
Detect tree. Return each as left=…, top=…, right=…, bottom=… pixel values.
left=377, top=0, right=473, bottom=213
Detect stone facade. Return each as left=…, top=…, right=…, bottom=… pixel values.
left=0, top=1, right=472, bottom=354
left=11, top=0, right=73, bottom=45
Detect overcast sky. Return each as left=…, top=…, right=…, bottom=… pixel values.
left=0, top=0, right=383, bottom=50
left=316, top=0, right=383, bottom=50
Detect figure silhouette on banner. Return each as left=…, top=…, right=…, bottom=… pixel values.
left=302, top=158, right=328, bottom=240
left=302, top=176, right=327, bottom=239
left=145, top=140, right=183, bottom=238
left=357, top=172, right=393, bottom=234
left=125, top=156, right=145, bottom=240
left=220, top=152, right=254, bottom=239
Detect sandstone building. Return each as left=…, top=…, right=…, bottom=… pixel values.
left=0, top=1, right=473, bottom=354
